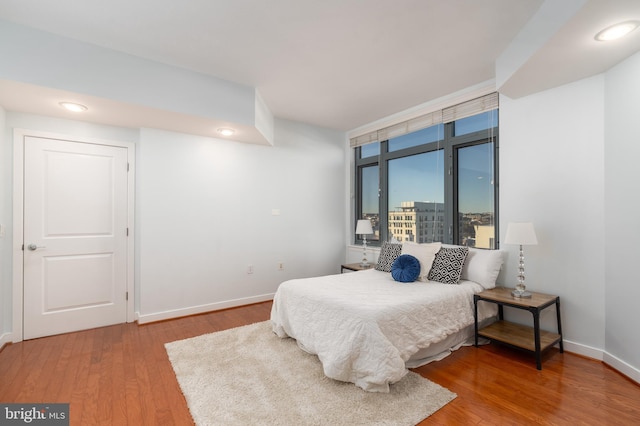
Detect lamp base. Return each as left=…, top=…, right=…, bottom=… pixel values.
left=511, top=290, right=532, bottom=298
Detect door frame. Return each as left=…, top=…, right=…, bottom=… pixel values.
left=12, top=128, right=136, bottom=342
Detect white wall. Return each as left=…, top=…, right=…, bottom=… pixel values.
left=497, top=60, right=640, bottom=381
left=0, top=113, right=346, bottom=333
left=0, top=106, right=8, bottom=346
left=604, top=51, right=640, bottom=373
left=136, top=120, right=346, bottom=322
left=499, top=76, right=606, bottom=352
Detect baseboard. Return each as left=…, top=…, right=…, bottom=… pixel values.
left=603, top=352, right=640, bottom=385
left=563, top=339, right=604, bottom=361
left=564, top=339, right=639, bottom=385
left=136, top=293, right=275, bottom=324
left=0, top=332, right=14, bottom=352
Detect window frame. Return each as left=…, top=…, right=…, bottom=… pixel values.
left=355, top=115, right=499, bottom=247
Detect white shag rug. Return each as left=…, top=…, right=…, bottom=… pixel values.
left=165, top=321, right=456, bottom=425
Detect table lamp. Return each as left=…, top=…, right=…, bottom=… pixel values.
left=355, top=219, right=374, bottom=267
left=504, top=222, right=538, bottom=298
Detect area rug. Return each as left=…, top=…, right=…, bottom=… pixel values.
left=165, top=321, right=456, bottom=425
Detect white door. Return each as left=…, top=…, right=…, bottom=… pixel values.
left=23, top=136, right=129, bottom=340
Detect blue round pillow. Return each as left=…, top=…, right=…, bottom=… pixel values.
left=391, top=254, right=421, bottom=283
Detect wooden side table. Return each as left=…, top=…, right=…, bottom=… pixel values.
left=474, top=287, right=563, bottom=370
left=341, top=263, right=374, bottom=273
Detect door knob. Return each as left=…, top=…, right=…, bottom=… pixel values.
left=27, top=243, right=46, bottom=251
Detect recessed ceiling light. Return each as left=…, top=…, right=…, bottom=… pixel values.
left=217, top=127, right=236, bottom=137
left=595, top=20, right=639, bottom=41
left=59, top=102, right=88, bottom=112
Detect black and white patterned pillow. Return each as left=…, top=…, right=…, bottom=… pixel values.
left=427, top=247, right=469, bottom=284
left=375, top=242, right=402, bottom=272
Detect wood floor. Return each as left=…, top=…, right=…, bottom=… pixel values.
left=1, top=301, right=639, bottom=425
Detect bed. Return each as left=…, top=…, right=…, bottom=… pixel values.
left=271, top=243, right=505, bottom=392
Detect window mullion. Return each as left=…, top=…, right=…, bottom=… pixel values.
left=443, top=122, right=455, bottom=244
left=379, top=140, right=389, bottom=243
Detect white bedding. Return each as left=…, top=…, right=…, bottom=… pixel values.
left=271, top=268, right=497, bottom=392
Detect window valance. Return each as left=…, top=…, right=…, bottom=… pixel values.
left=350, top=92, right=498, bottom=148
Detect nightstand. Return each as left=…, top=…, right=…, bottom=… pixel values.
left=474, top=287, right=563, bottom=370
left=341, top=263, right=374, bottom=273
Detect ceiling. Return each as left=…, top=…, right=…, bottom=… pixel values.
left=0, top=0, right=639, bottom=137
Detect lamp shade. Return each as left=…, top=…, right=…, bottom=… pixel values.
left=504, top=222, right=538, bottom=245
left=355, top=219, right=373, bottom=235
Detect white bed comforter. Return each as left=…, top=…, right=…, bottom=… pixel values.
left=271, top=268, right=495, bottom=392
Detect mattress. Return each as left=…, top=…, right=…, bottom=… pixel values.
left=271, top=268, right=497, bottom=392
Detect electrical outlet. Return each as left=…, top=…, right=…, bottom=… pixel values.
left=278, top=262, right=284, bottom=271
left=247, top=265, right=254, bottom=274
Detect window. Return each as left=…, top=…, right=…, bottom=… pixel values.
left=354, top=94, right=498, bottom=248
left=358, top=165, right=380, bottom=242
left=388, top=149, right=444, bottom=243
left=456, top=141, right=496, bottom=248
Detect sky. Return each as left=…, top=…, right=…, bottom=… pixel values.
left=361, top=112, right=497, bottom=215
left=363, top=142, right=494, bottom=214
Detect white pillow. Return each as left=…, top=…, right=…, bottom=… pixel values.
left=401, top=242, right=442, bottom=281
left=460, top=248, right=506, bottom=289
